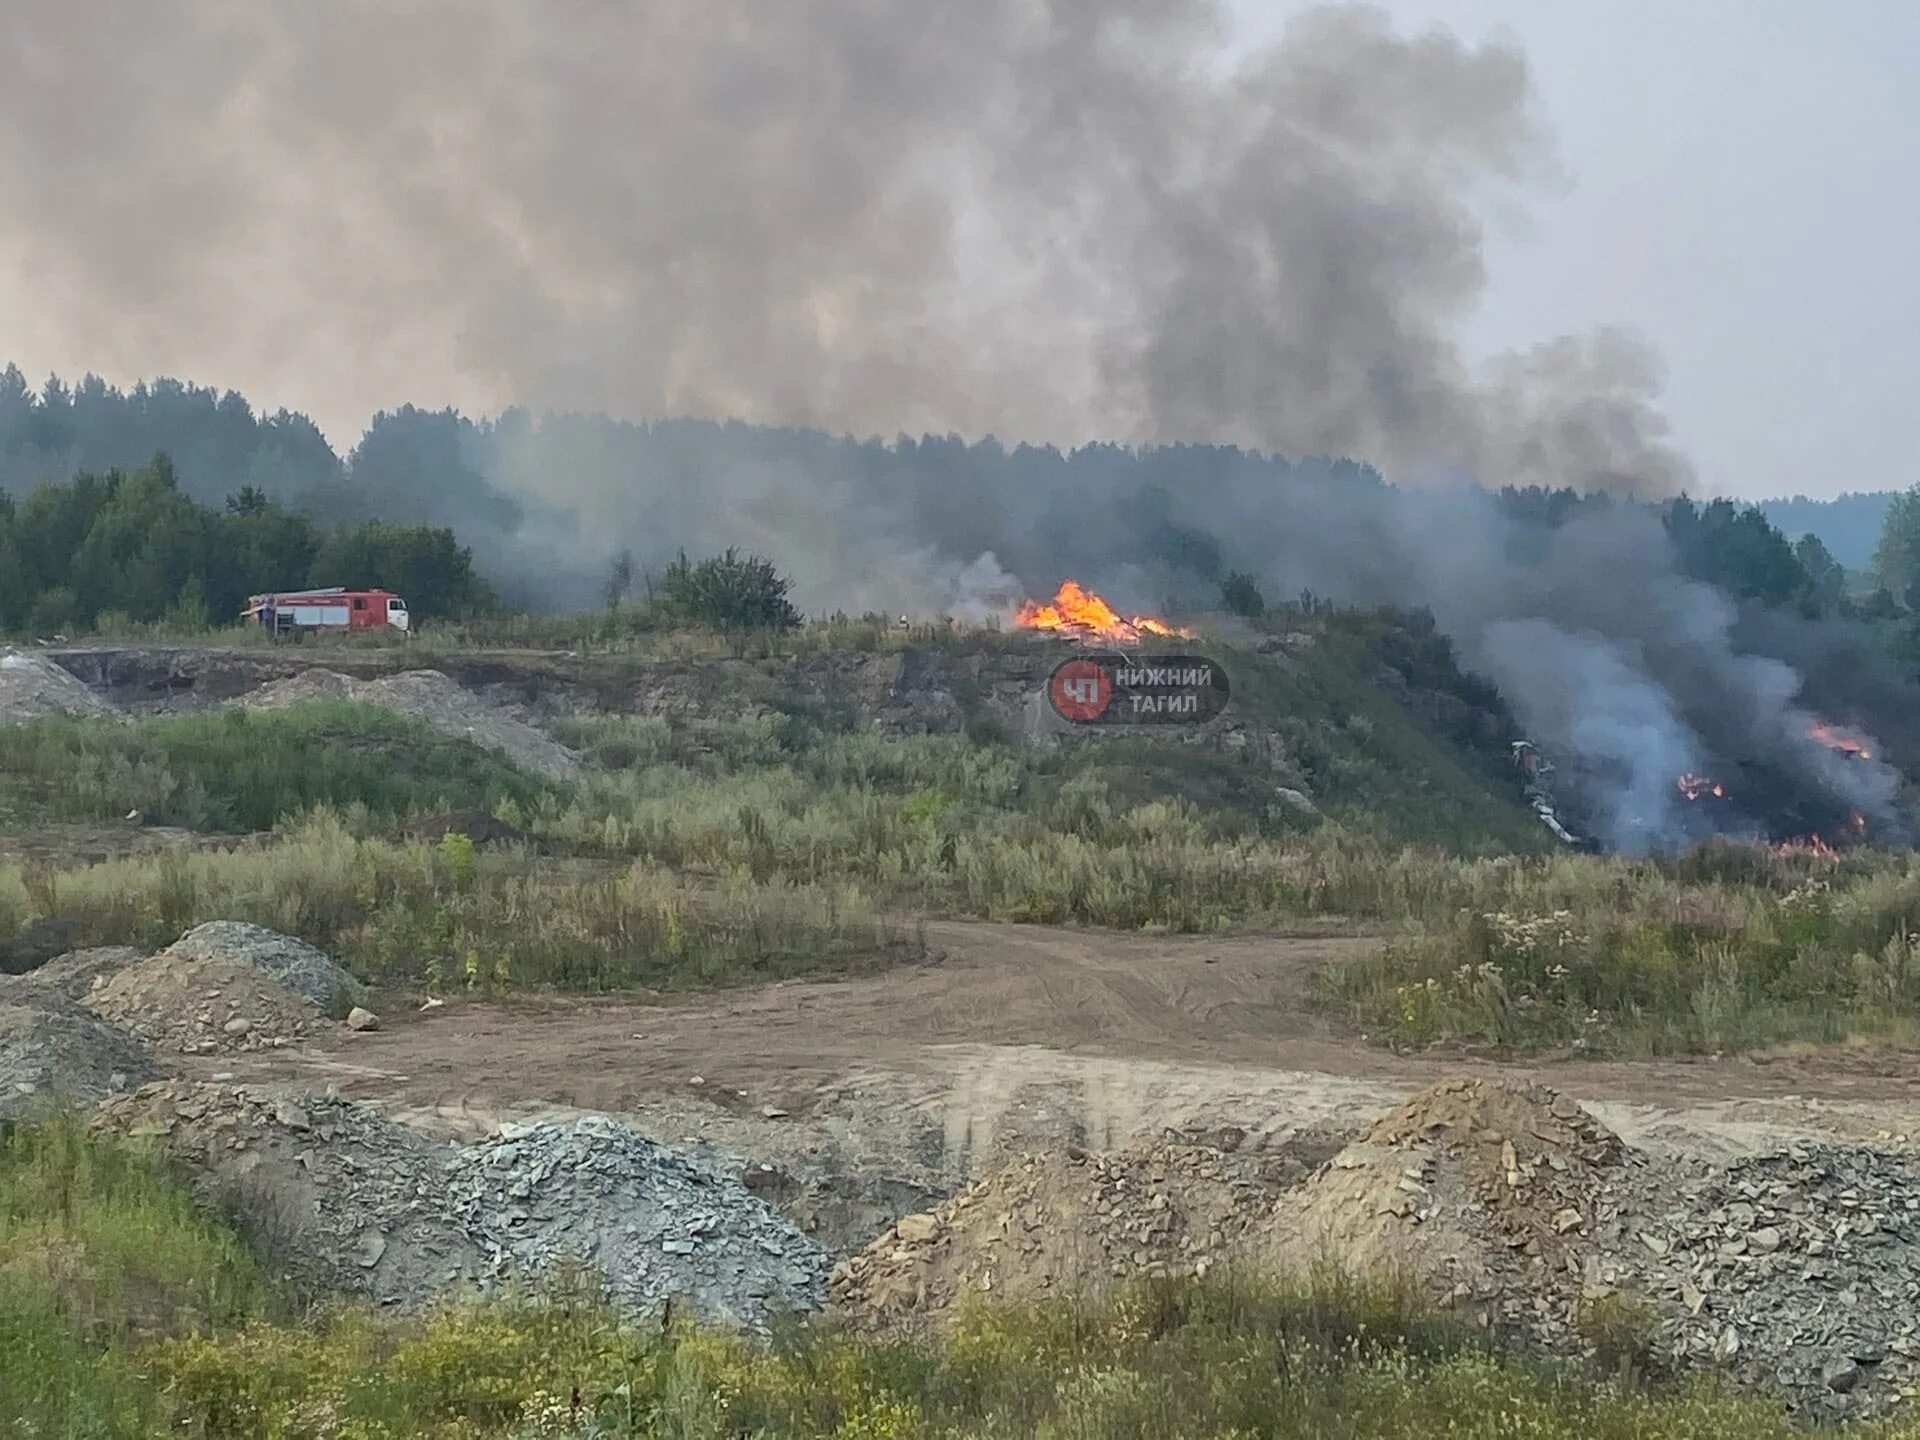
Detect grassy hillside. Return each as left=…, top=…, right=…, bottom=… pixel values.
left=0, top=702, right=545, bottom=832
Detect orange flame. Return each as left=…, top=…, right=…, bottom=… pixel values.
left=1675, top=773, right=1727, bottom=801
left=1774, top=833, right=1839, bottom=859
left=1807, top=719, right=1873, bottom=760
left=1014, top=580, right=1191, bottom=644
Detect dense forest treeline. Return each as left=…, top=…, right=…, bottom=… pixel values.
left=0, top=455, right=492, bottom=633
left=1, top=363, right=1915, bottom=644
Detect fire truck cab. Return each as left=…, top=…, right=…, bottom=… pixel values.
left=243, top=587, right=411, bottom=635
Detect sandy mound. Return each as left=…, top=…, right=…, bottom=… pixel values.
left=1242, top=1078, right=1630, bottom=1337
left=0, top=651, right=118, bottom=723
left=829, top=1142, right=1305, bottom=1333
left=238, top=668, right=581, bottom=782
left=160, top=921, right=363, bottom=1014
left=0, top=990, right=159, bottom=1119
left=87, top=955, right=325, bottom=1055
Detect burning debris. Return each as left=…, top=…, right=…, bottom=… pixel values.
left=1674, top=773, right=1728, bottom=802
left=1807, top=720, right=1874, bottom=761
left=1014, top=581, right=1191, bottom=645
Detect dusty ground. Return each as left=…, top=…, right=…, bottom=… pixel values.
left=189, top=921, right=1920, bottom=1252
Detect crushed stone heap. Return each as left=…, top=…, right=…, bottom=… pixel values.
left=830, top=1141, right=1306, bottom=1333
left=87, top=954, right=326, bottom=1056
left=238, top=668, right=581, bottom=782
left=0, top=989, right=158, bottom=1120
left=97, top=1081, right=482, bottom=1305
left=1602, top=1143, right=1920, bottom=1420
left=87, top=923, right=366, bottom=1055
left=446, top=1116, right=830, bottom=1331
left=96, top=1086, right=829, bottom=1331
left=160, top=921, right=365, bottom=1014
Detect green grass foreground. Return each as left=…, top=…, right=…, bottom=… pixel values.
left=2, top=1118, right=1908, bottom=1440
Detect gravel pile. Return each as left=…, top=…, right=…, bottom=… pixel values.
left=447, top=1116, right=829, bottom=1331
left=832, top=1141, right=1306, bottom=1333
left=0, top=651, right=118, bottom=722
left=237, top=669, right=581, bottom=783
left=7, top=946, right=145, bottom=1000
left=97, top=1081, right=484, bottom=1305
left=1597, top=1144, right=1920, bottom=1419
left=160, top=921, right=364, bottom=1014
left=96, top=1088, right=826, bottom=1330
left=0, top=989, right=159, bottom=1119
left=87, top=955, right=325, bottom=1055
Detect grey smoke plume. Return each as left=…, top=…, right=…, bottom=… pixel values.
left=0, top=1, right=1683, bottom=491
left=6, top=0, right=1896, bottom=848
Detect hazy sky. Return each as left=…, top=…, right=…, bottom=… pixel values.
left=1238, top=0, right=1920, bottom=500
left=2, top=2, right=1914, bottom=500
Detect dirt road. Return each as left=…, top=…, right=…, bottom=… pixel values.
left=198, top=919, right=1920, bottom=1230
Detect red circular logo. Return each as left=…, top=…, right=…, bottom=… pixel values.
left=1049, top=658, right=1112, bottom=722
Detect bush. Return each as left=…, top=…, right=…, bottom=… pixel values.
left=1220, top=570, right=1266, bottom=618
left=657, top=548, right=800, bottom=652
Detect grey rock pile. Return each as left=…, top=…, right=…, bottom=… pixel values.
left=1599, top=1144, right=1920, bottom=1419
left=161, top=921, right=365, bottom=1015
left=0, top=989, right=158, bottom=1119
left=6, top=946, right=144, bottom=1000
left=98, top=1081, right=484, bottom=1305
left=97, top=1087, right=827, bottom=1331
left=447, top=1116, right=829, bottom=1331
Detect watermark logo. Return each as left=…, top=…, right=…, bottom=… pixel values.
left=1048, top=657, right=1113, bottom=721
left=1046, top=653, right=1229, bottom=726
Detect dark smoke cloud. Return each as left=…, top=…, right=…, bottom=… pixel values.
left=0, top=1, right=1684, bottom=491
left=8, top=0, right=1896, bottom=848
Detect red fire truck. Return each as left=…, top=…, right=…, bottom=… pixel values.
left=241, top=587, right=411, bottom=635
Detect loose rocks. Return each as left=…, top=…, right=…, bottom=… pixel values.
left=446, top=1116, right=828, bottom=1331
left=831, top=1142, right=1303, bottom=1333
left=96, top=1081, right=484, bottom=1306
left=160, top=922, right=364, bottom=1014
left=96, top=1087, right=826, bottom=1331
left=1603, top=1143, right=1920, bottom=1418
left=87, top=955, right=324, bottom=1055
left=3, top=946, right=145, bottom=1000
left=0, top=993, right=158, bottom=1119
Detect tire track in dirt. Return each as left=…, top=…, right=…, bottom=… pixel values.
left=193, top=921, right=1920, bottom=1194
